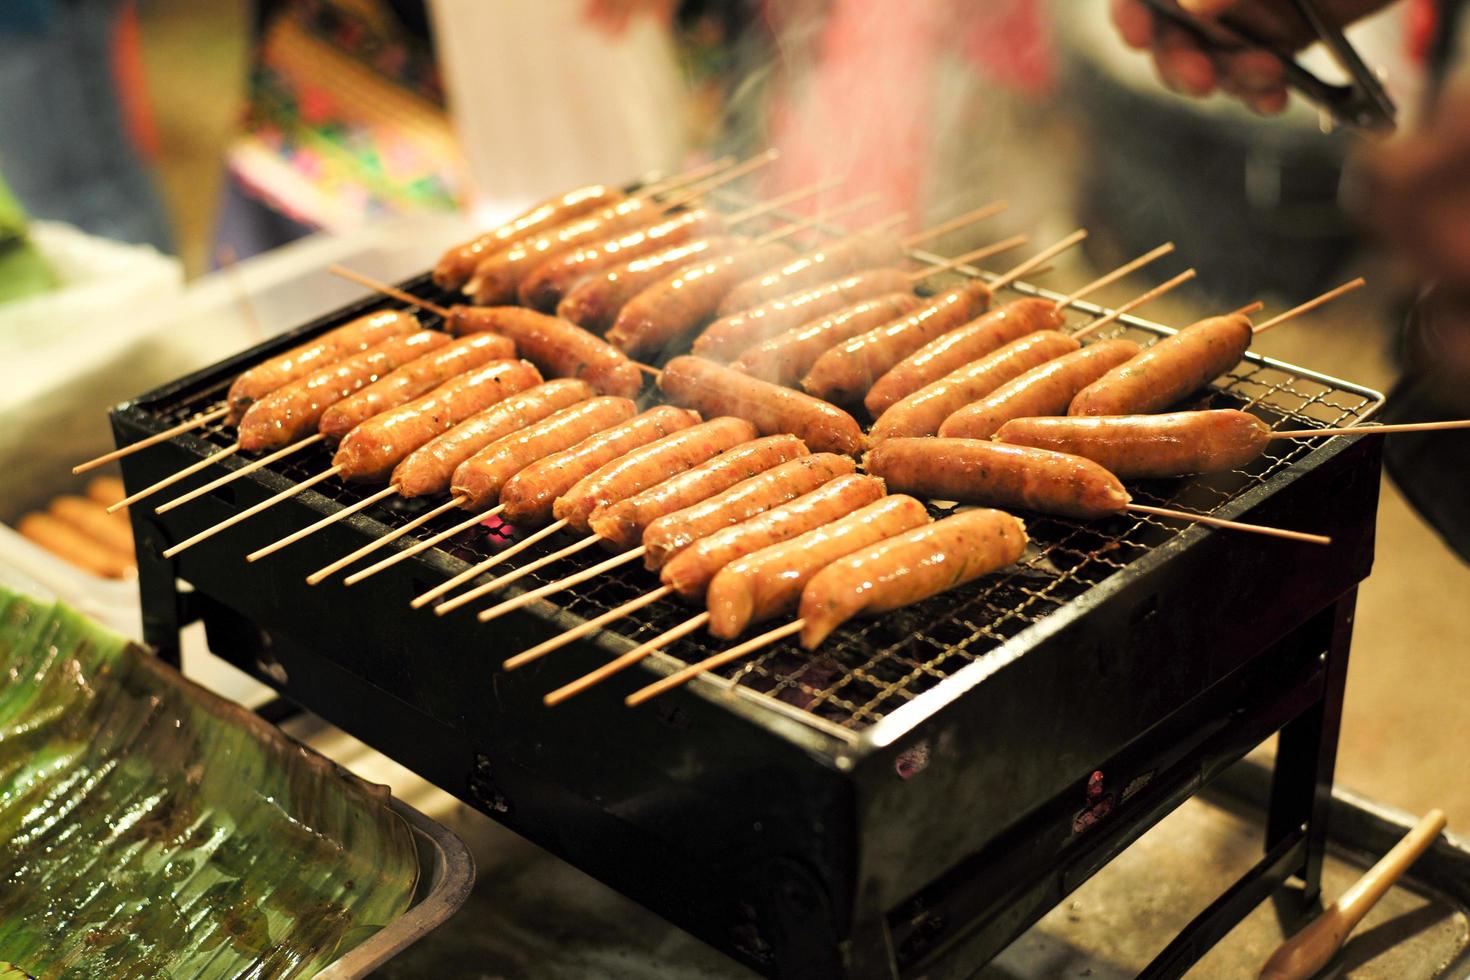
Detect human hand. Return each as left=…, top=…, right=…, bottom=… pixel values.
left=1108, top=0, right=1393, bottom=113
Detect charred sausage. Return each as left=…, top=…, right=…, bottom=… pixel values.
left=557, top=236, right=746, bottom=334
left=451, top=397, right=637, bottom=510
left=498, top=406, right=700, bottom=526
left=1069, top=314, right=1253, bottom=416
left=660, top=474, right=888, bottom=601
left=605, top=243, right=797, bottom=360
left=802, top=282, right=992, bottom=406
left=715, top=232, right=909, bottom=318
left=553, top=417, right=757, bottom=530
left=865, top=437, right=1130, bottom=519
left=864, top=297, right=1063, bottom=416
left=869, top=331, right=1081, bottom=444
left=237, top=331, right=450, bottom=451
left=332, top=360, right=543, bottom=482
left=587, top=435, right=809, bottom=549
left=798, top=509, right=1028, bottom=648
left=226, top=310, right=420, bottom=423
left=641, top=453, right=857, bottom=569
left=706, top=493, right=931, bottom=639
left=448, top=305, right=644, bottom=399
left=392, top=380, right=594, bottom=498
left=433, top=184, right=624, bottom=289
left=731, top=293, right=923, bottom=387
left=993, top=410, right=1271, bottom=479
left=318, top=332, right=516, bottom=440
left=935, top=338, right=1142, bottom=441
left=694, top=268, right=913, bottom=362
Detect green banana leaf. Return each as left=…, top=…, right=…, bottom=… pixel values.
left=0, top=587, right=419, bottom=979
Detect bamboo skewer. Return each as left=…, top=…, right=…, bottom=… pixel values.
left=984, top=230, right=1089, bottom=292
left=626, top=619, right=806, bottom=706
left=340, top=497, right=475, bottom=585
left=476, top=547, right=646, bottom=624
left=752, top=194, right=880, bottom=246
left=901, top=200, right=1007, bottom=247
left=160, top=466, right=341, bottom=559
left=658, top=149, right=780, bottom=212
left=906, top=236, right=1030, bottom=283
left=449, top=533, right=608, bottom=606
left=632, top=156, right=737, bottom=198
left=108, top=442, right=241, bottom=513
left=543, top=612, right=710, bottom=707
left=416, top=517, right=569, bottom=612
left=1071, top=269, right=1199, bottom=341
left=1271, top=419, right=1470, bottom=439
left=304, top=499, right=463, bottom=585
left=330, top=265, right=452, bottom=318
left=1126, top=503, right=1330, bottom=545
left=1232, top=301, right=1267, bottom=317
left=1052, top=242, right=1175, bottom=312
left=246, top=484, right=398, bottom=562
left=155, top=434, right=324, bottom=514
left=1253, top=277, right=1366, bottom=334
left=74, top=404, right=229, bottom=475
left=503, top=585, right=673, bottom=670
left=724, top=176, right=843, bottom=225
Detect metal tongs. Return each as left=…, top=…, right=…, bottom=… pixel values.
left=1136, top=0, right=1397, bottom=133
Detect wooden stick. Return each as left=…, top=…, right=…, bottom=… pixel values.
left=155, top=434, right=324, bottom=514
left=901, top=200, right=1007, bottom=247
left=476, top=547, right=646, bottom=624
left=1126, top=503, right=1330, bottom=546
left=1253, top=277, right=1366, bottom=334
left=1259, top=808, right=1446, bottom=980
left=752, top=194, right=879, bottom=245
left=543, top=612, right=710, bottom=707
left=725, top=176, right=843, bottom=225
left=504, top=584, right=673, bottom=670
left=907, top=235, right=1029, bottom=283
left=626, top=619, right=805, bottom=706
left=1071, top=269, right=1198, bottom=341
left=632, top=155, right=736, bottom=198
left=74, top=405, right=229, bottom=475
left=1232, top=301, right=1266, bottom=317
left=451, top=533, right=608, bottom=607
left=159, top=466, right=341, bottom=559
left=659, top=149, right=780, bottom=211
left=341, top=496, right=475, bottom=585
left=1271, top=419, right=1470, bottom=439
left=304, top=496, right=460, bottom=584
left=108, top=442, right=240, bottom=513
left=418, top=518, right=570, bottom=612
left=246, top=483, right=397, bottom=562
left=987, top=230, right=1088, bottom=292
left=1052, top=242, right=1174, bottom=312
left=633, top=362, right=662, bottom=377
left=328, top=265, right=452, bottom=318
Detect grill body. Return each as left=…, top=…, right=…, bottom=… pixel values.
left=115, top=275, right=1382, bottom=978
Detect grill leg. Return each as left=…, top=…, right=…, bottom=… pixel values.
left=134, top=517, right=185, bottom=669
left=1265, top=587, right=1357, bottom=903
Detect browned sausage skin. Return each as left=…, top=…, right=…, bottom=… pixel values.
left=557, top=236, right=746, bottom=334
left=865, top=437, right=1130, bottom=519
left=935, top=338, right=1142, bottom=441
left=658, top=356, right=866, bottom=457
left=798, top=508, right=1028, bottom=648
left=732, top=293, right=923, bottom=387
left=992, top=410, right=1271, bottom=479
left=714, top=232, right=909, bottom=318
left=1069, top=314, right=1253, bottom=416
left=448, top=306, right=644, bottom=399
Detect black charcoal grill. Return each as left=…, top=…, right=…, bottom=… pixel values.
left=113, top=241, right=1383, bottom=977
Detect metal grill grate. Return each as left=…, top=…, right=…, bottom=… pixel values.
left=142, top=243, right=1382, bottom=739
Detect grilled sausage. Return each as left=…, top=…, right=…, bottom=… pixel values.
left=642, top=453, right=857, bottom=570
left=498, top=406, right=700, bottom=526
left=333, top=360, right=543, bottom=482
left=518, top=209, right=726, bottom=311
left=660, top=474, right=888, bottom=600
left=870, top=331, right=1081, bottom=444
left=587, top=435, right=809, bottom=549
left=798, top=509, right=1028, bottom=648
left=715, top=232, right=909, bottom=318
left=318, top=332, right=517, bottom=440
left=226, top=310, right=420, bottom=423
left=49, top=495, right=134, bottom=556
left=18, top=512, right=135, bottom=578
left=451, top=397, right=637, bottom=510
left=802, top=282, right=992, bottom=406
left=731, top=293, right=923, bottom=388
left=694, top=268, right=913, bottom=362
left=605, top=243, right=795, bottom=359
left=465, top=197, right=660, bottom=305
left=557, top=237, right=746, bottom=334
left=237, top=331, right=450, bottom=451
left=1069, top=313, right=1253, bottom=416
left=433, top=184, right=624, bottom=289
left=937, top=339, right=1143, bottom=441
left=993, top=410, right=1271, bottom=479
left=658, top=356, right=866, bottom=457
left=553, top=417, right=757, bottom=530
left=865, top=437, right=1130, bottom=519
left=706, top=493, right=931, bottom=639
left=448, top=306, right=643, bottom=399
left=866, top=297, right=1064, bottom=415
left=392, top=380, right=595, bottom=498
